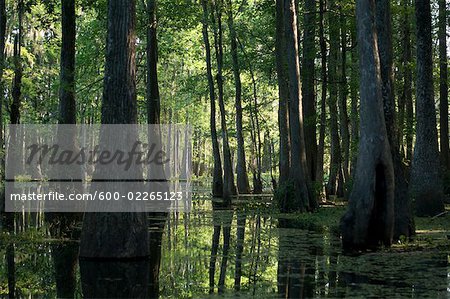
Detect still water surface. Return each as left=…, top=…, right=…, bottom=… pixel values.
left=1, top=190, right=449, bottom=298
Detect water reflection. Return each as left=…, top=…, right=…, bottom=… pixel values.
left=0, top=197, right=449, bottom=298
left=80, top=259, right=152, bottom=298
left=277, top=219, right=316, bottom=298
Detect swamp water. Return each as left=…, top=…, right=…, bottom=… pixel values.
left=1, top=189, right=449, bottom=298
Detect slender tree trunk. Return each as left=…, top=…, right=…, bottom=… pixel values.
left=301, top=0, right=316, bottom=183
left=226, top=0, right=250, bottom=194
left=59, top=0, right=76, bottom=125
left=146, top=2, right=165, bottom=296
left=410, top=0, right=445, bottom=216
left=340, top=0, right=395, bottom=251
left=80, top=0, right=150, bottom=258
left=11, top=0, right=23, bottom=125
left=316, top=0, right=327, bottom=196
left=0, top=0, right=7, bottom=220
left=375, top=0, right=415, bottom=239
left=275, top=0, right=290, bottom=186
left=48, top=1, right=80, bottom=297
left=249, top=71, right=263, bottom=193
left=401, top=0, right=414, bottom=163
left=147, top=0, right=160, bottom=125
left=438, top=0, right=449, bottom=170
left=338, top=8, right=350, bottom=188
left=326, top=0, right=342, bottom=199
left=201, top=0, right=223, bottom=197
left=211, top=0, right=237, bottom=200
left=349, top=16, right=359, bottom=177
left=283, top=0, right=315, bottom=211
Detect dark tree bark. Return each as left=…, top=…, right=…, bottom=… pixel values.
left=400, top=0, right=414, bottom=163
left=11, top=0, right=23, bottom=125
left=375, top=0, right=415, bottom=239
left=147, top=0, right=160, bottom=125
left=80, top=0, right=149, bottom=258
left=349, top=16, right=359, bottom=177
left=316, top=0, right=327, bottom=194
left=340, top=0, right=395, bottom=251
left=226, top=0, right=250, bottom=194
left=0, top=0, right=7, bottom=219
left=275, top=0, right=290, bottom=186
left=248, top=66, right=263, bottom=193
left=326, top=0, right=343, bottom=199
left=146, top=2, right=165, bottom=295
left=211, top=0, right=237, bottom=200
left=438, top=0, right=449, bottom=170
left=410, top=0, right=445, bottom=216
left=283, top=0, right=315, bottom=211
left=59, top=0, right=76, bottom=125
left=49, top=3, right=80, bottom=295
left=201, top=0, right=223, bottom=197
left=338, top=8, right=350, bottom=187
left=301, top=0, right=316, bottom=184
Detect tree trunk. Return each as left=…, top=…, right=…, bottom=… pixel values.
left=326, top=0, right=343, bottom=199
left=349, top=16, right=359, bottom=177
left=79, top=0, right=149, bottom=259
left=11, top=0, right=23, bottom=125
left=211, top=0, right=237, bottom=200
left=410, top=0, right=445, bottom=216
left=340, top=0, right=395, bottom=251
left=0, top=0, right=6, bottom=220
left=301, top=0, right=316, bottom=184
left=146, top=2, right=165, bottom=295
left=275, top=0, right=290, bottom=186
left=58, top=0, right=76, bottom=125
left=226, top=0, right=250, bottom=194
left=48, top=1, right=80, bottom=297
left=283, top=0, right=314, bottom=211
left=375, top=0, right=415, bottom=239
left=201, top=0, right=223, bottom=197
left=316, top=0, right=327, bottom=196
left=401, top=0, right=414, bottom=163
left=338, top=8, right=350, bottom=188
left=438, top=0, right=449, bottom=170
left=147, top=0, right=160, bottom=125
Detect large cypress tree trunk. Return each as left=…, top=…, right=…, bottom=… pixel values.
left=340, top=0, right=395, bottom=251
left=80, top=0, right=149, bottom=258
left=375, top=0, right=415, bottom=239
left=438, top=0, right=449, bottom=170
left=410, top=0, right=445, bottom=216
left=283, top=0, right=314, bottom=211
left=301, top=0, right=316, bottom=184
left=226, top=0, right=250, bottom=194
left=326, top=0, right=343, bottom=199
left=275, top=0, right=290, bottom=186
left=211, top=0, right=236, bottom=200
left=201, top=0, right=223, bottom=197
